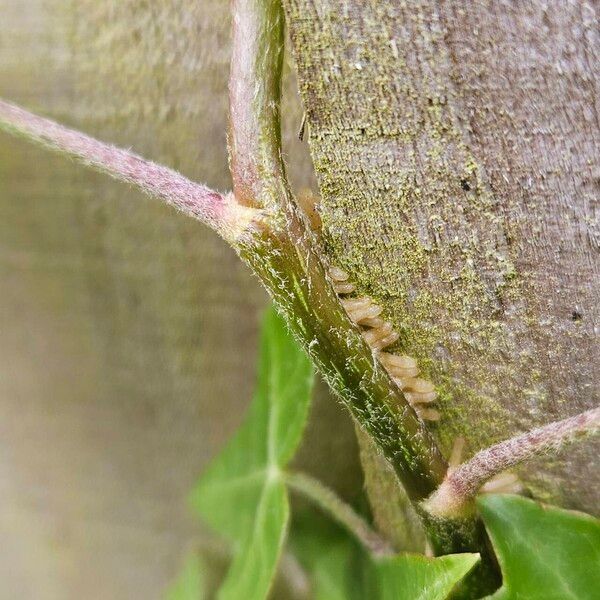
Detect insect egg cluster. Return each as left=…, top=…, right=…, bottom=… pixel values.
left=330, top=265, right=523, bottom=494
left=329, top=266, right=440, bottom=422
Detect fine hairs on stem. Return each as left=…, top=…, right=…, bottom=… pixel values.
left=0, top=1, right=450, bottom=511
left=1, top=0, right=598, bottom=580
left=284, top=471, right=394, bottom=557
left=425, top=407, right=600, bottom=518
left=0, top=100, right=258, bottom=243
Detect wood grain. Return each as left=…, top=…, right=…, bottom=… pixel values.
left=284, top=0, right=599, bottom=517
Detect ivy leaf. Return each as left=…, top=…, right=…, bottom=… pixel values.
left=191, top=306, right=313, bottom=600
left=478, top=494, right=600, bottom=600
left=291, top=510, right=479, bottom=600
left=290, top=511, right=364, bottom=600
left=370, top=554, right=480, bottom=600
left=166, top=553, right=205, bottom=600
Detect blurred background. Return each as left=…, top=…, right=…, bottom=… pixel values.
left=0, top=1, right=362, bottom=597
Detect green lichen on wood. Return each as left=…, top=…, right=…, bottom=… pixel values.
left=237, top=217, right=449, bottom=504
left=228, top=0, right=455, bottom=514
left=282, top=0, right=594, bottom=525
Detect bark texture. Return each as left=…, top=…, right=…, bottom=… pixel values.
left=284, top=0, right=599, bottom=517
left=0, top=1, right=359, bottom=598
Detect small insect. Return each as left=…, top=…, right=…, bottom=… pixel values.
left=297, top=189, right=322, bottom=232
left=329, top=266, right=440, bottom=422
left=297, top=112, right=307, bottom=141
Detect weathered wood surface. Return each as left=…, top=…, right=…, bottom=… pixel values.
left=0, top=1, right=360, bottom=598
left=284, top=0, right=599, bottom=516
left=2, top=0, right=599, bottom=595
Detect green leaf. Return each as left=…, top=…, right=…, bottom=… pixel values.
left=370, top=554, right=480, bottom=600
left=479, top=494, right=600, bottom=600
left=191, top=306, right=313, bottom=600
left=291, top=509, right=479, bottom=600
left=291, top=511, right=364, bottom=600
left=166, top=553, right=205, bottom=600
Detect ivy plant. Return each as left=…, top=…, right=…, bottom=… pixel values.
left=191, top=307, right=314, bottom=599
left=175, top=310, right=599, bottom=599
left=479, top=495, right=600, bottom=600
left=184, top=307, right=481, bottom=599
left=0, top=0, right=598, bottom=597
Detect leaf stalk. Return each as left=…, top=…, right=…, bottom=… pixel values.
left=285, top=471, right=394, bottom=557
left=0, top=99, right=258, bottom=244
left=424, top=407, right=600, bottom=519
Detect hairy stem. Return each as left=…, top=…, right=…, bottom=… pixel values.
left=425, top=407, right=600, bottom=518
left=0, top=6, right=447, bottom=508
left=0, top=99, right=256, bottom=243
left=230, top=0, right=448, bottom=503
left=285, top=471, right=394, bottom=556
left=227, top=7, right=503, bottom=591
left=0, top=2, right=513, bottom=586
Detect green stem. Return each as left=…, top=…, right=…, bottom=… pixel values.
left=285, top=471, right=394, bottom=556
left=230, top=0, right=447, bottom=503
left=425, top=407, right=600, bottom=519
left=231, top=2, right=500, bottom=593
left=0, top=0, right=497, bottom=587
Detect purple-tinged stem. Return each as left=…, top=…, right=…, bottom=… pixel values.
left=229, top=0, right=285, bottom=208
left=0, top=99, right=257, bottom=243
left=425, top=407, right=600, bottom=518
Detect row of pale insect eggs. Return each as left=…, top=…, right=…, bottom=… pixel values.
left=329, top=265, right=521, bottom=495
